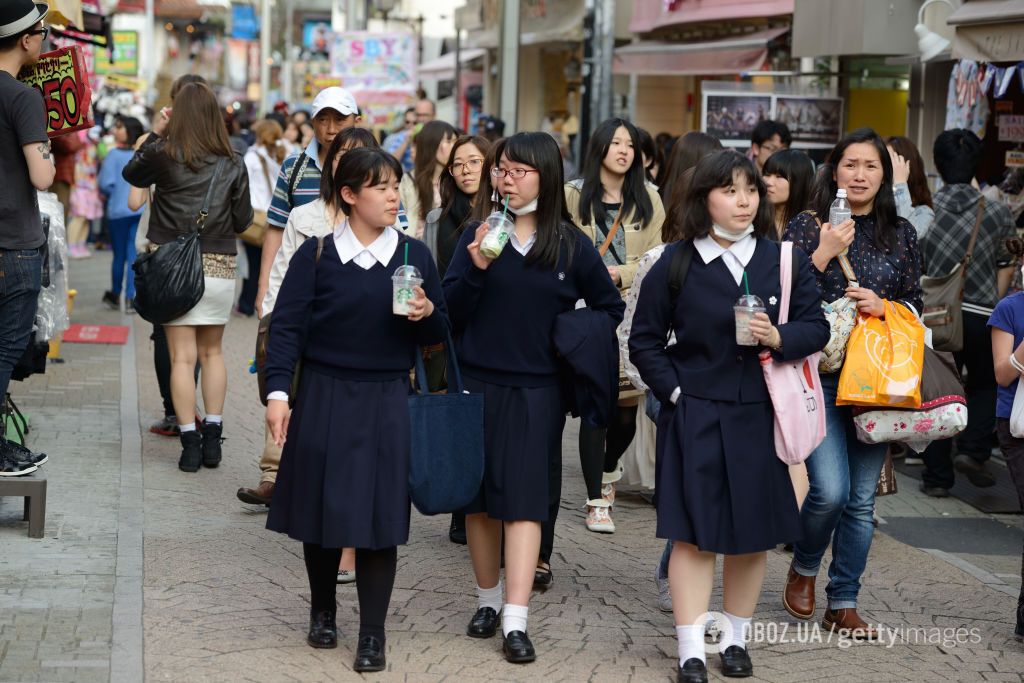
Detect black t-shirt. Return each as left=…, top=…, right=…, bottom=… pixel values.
left=0, top=72, right=48, bottom=250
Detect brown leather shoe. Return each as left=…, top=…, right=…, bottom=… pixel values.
left=783, top=567, right=815, bottom=620
left=236, top=481, right=274, bottom=506
left=822, top=608, right=878, bottom=640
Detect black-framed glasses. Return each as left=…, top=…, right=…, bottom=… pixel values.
left=490, top=167, right=539, bottom=180
left=28, top=27, right=49, bottom=40
left=449, top=158, right=484, bottom=175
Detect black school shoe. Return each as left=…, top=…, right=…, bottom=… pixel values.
left=178, top=431, right=202, bottom=472
left=502, top=630, right=536, bottom=663
left=466, top=607, right=499, bottom=638
left=200, top=420, right=223, bottom=467
left=677, top=658, right=708, bottom=683
left=353, top=635, right=386, bottom=672
left=533, top=564, right=553, bottom=590
left=306, top=609, right=337, bottom=648
left=719, top=645, right=753, bottom=677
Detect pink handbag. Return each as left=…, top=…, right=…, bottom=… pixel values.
left=759, top=242, right=826, bottom=465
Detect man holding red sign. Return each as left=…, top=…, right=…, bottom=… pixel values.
left=0, top=0, right=54, bottom=476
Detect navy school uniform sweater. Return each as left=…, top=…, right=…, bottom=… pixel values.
left=265, top=232, right=448, bottom=393
left=629, top=238, right=830, bottom=406
left=442, top=224, right=626, bottom=387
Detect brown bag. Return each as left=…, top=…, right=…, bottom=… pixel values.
left=920, top=198, right=985, bottom=352
left=240, top=209, right=268, bottom=247
left=875, top=449, right=899, bottom=497
left=255, top=236, right=324, bottom=407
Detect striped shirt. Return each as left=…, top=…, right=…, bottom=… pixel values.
left=267, top=140, right=323, bottom=228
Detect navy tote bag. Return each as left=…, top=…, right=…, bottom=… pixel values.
left=408, top=330, right=484, bottom=516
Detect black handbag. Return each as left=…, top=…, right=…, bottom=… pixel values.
left=407, top=328, right=485, bottom=516
left=132, top=158, right=226, bottom=324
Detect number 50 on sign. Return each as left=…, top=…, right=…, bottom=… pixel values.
left=19, top=46, right=94, bottom=138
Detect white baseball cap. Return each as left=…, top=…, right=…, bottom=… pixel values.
left=311, top=87, right=358, bottom=118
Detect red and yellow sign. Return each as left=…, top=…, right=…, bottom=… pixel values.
left=19, top=46, right=94, bottom=138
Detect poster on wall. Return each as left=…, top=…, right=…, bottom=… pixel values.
left=329, top=31, right=418, bottom=130
left=19, top=46, right=94, bottom=138
left=303, top=20, right=333, bottom=54
left=774, top=96, right=843, bottom=145
left=702, top=94, right=772, bottom=143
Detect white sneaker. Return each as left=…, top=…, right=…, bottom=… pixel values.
left=586, top=501, right=615, bottom=533
left=655, top=570, right=672, bottom=612
left=600, top=482, right=616, bottom=506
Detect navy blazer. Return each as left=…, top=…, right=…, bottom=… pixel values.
left=554, top=307, right=619, bottom=428
left=629, top=238, right=830, bottom=405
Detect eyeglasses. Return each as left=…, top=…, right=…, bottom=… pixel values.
left=449, top=158, right=484, bottom=175
left=28, top=27, right=49, bottom=40
left=490, top=167, right=539, bottom=180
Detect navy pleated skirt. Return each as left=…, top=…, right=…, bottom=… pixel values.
left=462, top=375, right=565, bottom=522
left=266, top=368, right=411, bottom=549
left=655, top=394, right=801, bottom=555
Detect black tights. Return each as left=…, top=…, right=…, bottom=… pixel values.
left=578, top=405, right=639, bottom=500
left=302, top=543, right=397, bottom=640
left=151, top=324, right=199, bottom=418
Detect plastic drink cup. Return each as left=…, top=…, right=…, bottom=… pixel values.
left=392, top=265, right=423, bottom=316
left=734, top=294, right=765, bottom=346
left=479, top=211, right=514, bottom=259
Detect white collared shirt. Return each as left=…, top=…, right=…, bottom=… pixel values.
left=510, top=230, right=536, bottom=256
left=693, top=233, right=756, bottom=286
left=334, top=220, right=399, bottom=270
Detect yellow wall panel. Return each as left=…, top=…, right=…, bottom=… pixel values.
left=847, top=89, right=908, bottom=138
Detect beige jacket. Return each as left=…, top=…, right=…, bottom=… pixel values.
left=564, top=179, right=665, bottom=290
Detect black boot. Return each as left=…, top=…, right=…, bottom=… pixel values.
left=449, top=513, right=467, bottom=545
left=200, top=420, right=223, bottom=468
left=178, top=431, right=202, bottom=473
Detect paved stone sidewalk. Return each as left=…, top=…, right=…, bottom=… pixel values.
left=2, top=251, right=1023, bottom=682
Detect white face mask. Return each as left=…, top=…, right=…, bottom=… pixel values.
left=507, top=197, right=539, bottom=216
left=712, top=223, right=754, bottom=242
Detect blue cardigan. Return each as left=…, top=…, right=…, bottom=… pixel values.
left=629, top=238, right=829, bottom=405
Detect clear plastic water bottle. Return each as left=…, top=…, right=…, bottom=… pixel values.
left=829, top=189, right=852, bottom=255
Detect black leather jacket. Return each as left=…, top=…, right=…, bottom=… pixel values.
left=122, top=134, right=253, bottom=254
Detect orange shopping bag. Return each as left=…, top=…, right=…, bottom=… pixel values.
left=836, top=301, right=925, bottom=409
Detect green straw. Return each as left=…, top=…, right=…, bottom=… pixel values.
left=742, top=271, right=750, bottom=295
left=501, top=195, right=510, bottom=222
left=404, top=242, right=409, bottom=267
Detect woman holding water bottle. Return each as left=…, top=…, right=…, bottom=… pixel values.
left=442, top=132, right=624, bottom=664
left=781, top=128, right=923, bottom=640
left=264, top=148, right=448, bottom=672
left=629, top=150, right=827, bottom=683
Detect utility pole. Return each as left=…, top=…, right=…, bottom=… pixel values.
left=596, top=0, right=614, bottom=123
left=497, top=0, right=519, bottom=133
left=577, top=0, right=595, bottom=164
left=347, top=0, right=367, bottom=30
left=260, top=0, right=272, bottom=115
left=453, top=20, right=462, bottom=129
left=283, top=0, right=294, bottom=106
left=143, top=0, right=154, bottom=104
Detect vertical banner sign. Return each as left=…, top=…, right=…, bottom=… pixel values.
left=95, top=31, right=139, bottom=76
left=19, top=46, right=94, bottom=138
left=329, top=32, right=417, bottom=129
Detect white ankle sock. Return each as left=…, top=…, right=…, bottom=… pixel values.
left=676, top=624, right=706, bottom=665
left=180, top=422, right=197, bottom=433
left=476, top=582, right=503, bottom=613
left=722, top=612, right=751, bottom=650
left=501, top=604, right=528, bottom=636
left=205, top=415, right=222, bottom=424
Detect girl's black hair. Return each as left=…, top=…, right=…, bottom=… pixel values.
left=439, top=135, right=492, bottom=228
left=680, top=150, right=774, bottom=241
left=810, top=127, right=899, bottom=252
left=657, top=131, right=723, bottom=201
left=413, top=120, right=459, bottom=221
left=322, top=127, right=379, bottom=207
left=335, top=147, right=403, bottom=216
left=117, top=116, right=145, bottom=146
left=762, top=148, right=815, bottom=232
left=494, top=132, right=577, bottom=270
left=636, top=126, right=660, bottom=184
left=578, top=118, right=653, bottom=228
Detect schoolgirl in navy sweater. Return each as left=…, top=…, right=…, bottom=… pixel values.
left=264, top=148, right=448, bottom=672
left=630, top=151, right=828, bottom=683
left=443, top=132, right=624, bottom=663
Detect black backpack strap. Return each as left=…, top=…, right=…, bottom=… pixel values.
left=286, top=152, right=308, bottom=207
left=667, top=240, right=694, bottom=310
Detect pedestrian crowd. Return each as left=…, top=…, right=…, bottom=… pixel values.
left=0, top=4, right=1022, bottom=680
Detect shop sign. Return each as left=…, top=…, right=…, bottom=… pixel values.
left=998, top=115, right=1024, bottom=144
left=1007, top=150, right=1024, bottom=169
left=330, top=31, right=418, bottom=131
left=19, top=46, right=93, bottom=138
left=95, top=31, right=138, bottom=76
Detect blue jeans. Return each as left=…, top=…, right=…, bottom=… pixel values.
left=0, top=247, right=43, bottom=402
left=792, top=372, right=887, bottom=609
left=108, top=215, right=139, bottom=299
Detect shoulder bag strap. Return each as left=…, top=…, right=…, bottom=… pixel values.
left=961, top=197, right=986, bottom=273
left=779, top=242, right=794, bottom=325
left=256, top=150, right=273, bottom=191
left=195, top=158, right=227, bottom=232
left=287, top=152, right=308, bottom=206
left=598, top=206, right=624, bottom=257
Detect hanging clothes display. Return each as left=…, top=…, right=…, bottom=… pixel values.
left=946, top=59, right=991, bottom=137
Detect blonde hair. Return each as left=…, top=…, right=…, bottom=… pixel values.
left=252, top=119, right=287, bottom=164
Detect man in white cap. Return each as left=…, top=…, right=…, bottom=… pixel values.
left=0, top=0, right=55, bottom=476
left=239, top=86, right=360, bottom=506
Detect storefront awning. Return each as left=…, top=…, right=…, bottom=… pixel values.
left=613, top=27, right=789, bottom=76
left=465, top=0, right=584, bottom=49
left=947, top=0, right=1024, bottom=62
left=418, top=48, right=485, bottom=81
left=630, top=0, right=794, bottom=34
